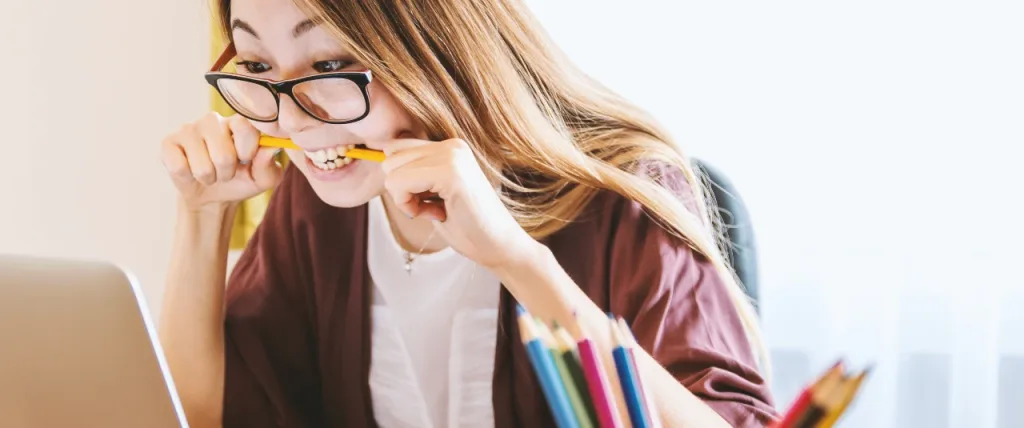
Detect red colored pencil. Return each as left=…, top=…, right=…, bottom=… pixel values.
left=771, top=360, right=845, bottom=428
left=577, top=337, right=624, bottom=428
left=771, top=388, right=813, bottom=428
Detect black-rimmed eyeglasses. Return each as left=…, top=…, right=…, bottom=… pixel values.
left=205, top=43, right=372, bottom=124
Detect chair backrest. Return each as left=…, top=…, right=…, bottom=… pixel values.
left=692, top=159, right=760, bottom=311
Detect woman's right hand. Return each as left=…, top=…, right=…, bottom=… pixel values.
left=161, top=112, right=284, bottom=212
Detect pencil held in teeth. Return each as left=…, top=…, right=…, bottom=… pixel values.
left=258, top=136, right=386, bottom=162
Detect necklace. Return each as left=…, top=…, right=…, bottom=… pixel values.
left=402, top=226, right=438, bottom=274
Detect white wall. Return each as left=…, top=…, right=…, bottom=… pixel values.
left=525, top=1, right=1023, bottom=426
left=0, top=1, right=209, bottom=317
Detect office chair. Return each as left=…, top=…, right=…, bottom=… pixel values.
left=692, top=159, right=760, bottom=311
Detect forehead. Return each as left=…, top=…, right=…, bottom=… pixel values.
left=229, top=0, right=324, bottom=43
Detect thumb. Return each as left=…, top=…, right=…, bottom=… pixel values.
left=250, top=147, right=284, bottom=190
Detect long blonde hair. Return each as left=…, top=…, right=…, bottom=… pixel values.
left=218, top=0, right=768, bottom=370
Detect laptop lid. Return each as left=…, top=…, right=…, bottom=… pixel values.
left=0, top=254, right=188, bottom=428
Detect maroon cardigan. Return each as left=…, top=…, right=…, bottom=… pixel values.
left=221, top=166, right=778, bottom=427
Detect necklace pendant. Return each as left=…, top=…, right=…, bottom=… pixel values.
left=403, top=252, right=413, bottom=274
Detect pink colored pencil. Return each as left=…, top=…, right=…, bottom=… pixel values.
left=577, top=337, right=624, bottom=428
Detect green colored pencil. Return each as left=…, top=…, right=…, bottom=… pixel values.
left=536, top=319, right=595, bottom=428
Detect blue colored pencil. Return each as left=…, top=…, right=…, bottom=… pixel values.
left=517, top=305, right=581, bottom=428
left=611, top=318, right=651, bottom=428
left=616, top=318, right=661, bottom=428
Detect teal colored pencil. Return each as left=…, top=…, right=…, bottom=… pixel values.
left=517, top=306, right=580, bottom=428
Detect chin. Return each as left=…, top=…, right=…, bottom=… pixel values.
left=312, top=187, right=377, bottom=208
left=292, top=156, right=383, bottom=208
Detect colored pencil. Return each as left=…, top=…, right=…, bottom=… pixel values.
left=258, top=135, right=386, bottom=162
left=818, top=366, right=871, bottom=428
left=555, top=328, right=601, bottom=427
left=791, top=363, right=846, bottom=428
left=598, top=316, right=634, bottom=428
left=517, top=306, right=580, bottom=428
left=770, top=388, right=813, bottom=428
left=615, top=318, right=661, bottom=428
left=771, top=360, right=845, bottom=428
left=611, top=318, right=651, bottom=428
left=538, top=325, right=594, bottom=428
left=576, top=334, right=624, bottom=428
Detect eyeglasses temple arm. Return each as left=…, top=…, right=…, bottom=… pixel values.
left=211, top=42, right=237, bottom=73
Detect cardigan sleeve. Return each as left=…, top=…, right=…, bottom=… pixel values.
left=606, top=170, right=779, bottom=427
left=221, top=168, right=324, bottom=428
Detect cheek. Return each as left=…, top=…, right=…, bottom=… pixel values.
left=251, top=120, right=279, bottom=136
left=338, top=83, right=417, bottom=140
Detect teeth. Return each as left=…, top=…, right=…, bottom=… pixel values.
left=305, top=144, right=357, bottom=171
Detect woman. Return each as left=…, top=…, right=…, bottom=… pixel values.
left=158, top=0, right=777, bottom=426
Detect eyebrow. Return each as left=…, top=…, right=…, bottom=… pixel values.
left=292, top=19, right=318, bottom=38
left=230, top=18, right=319, bottom=40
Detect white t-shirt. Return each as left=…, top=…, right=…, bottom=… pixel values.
left=366, top=195, right=501, bottom=428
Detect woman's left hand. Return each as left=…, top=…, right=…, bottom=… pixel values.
left=381, top=138, right=537, bottom=269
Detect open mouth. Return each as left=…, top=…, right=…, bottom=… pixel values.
left=304, top=144, right=368, bottom=171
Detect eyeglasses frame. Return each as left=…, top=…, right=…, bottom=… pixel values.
left=204, top=42, right=373, bottom=125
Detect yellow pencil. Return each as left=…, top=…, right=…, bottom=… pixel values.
left=259, top=136, right=386, bottom=162
left=818, top=367, right=871, bottom=428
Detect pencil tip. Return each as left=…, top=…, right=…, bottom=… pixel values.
left=516, top=304, right=526, bottom=316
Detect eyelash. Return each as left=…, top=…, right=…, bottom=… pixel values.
left=234, top=60, right=350, bottom=75
left=313, top=60, right=349, bottom=73
left=236, top=60, right=270, bottom=74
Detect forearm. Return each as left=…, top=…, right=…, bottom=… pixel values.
left=492, top=241, right=731, bottom=428
left=158, top=201, right=236, bottom=427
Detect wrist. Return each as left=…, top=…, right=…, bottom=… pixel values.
left=490, top=239, right=580, bottom=325
left=488, top=235, right=546, bottom=277
left=174, top=198, right=238, bottom=250
left=177, top=198, right=238, bottom=224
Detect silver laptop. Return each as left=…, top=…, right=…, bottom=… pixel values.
left=0, top=254, right=189, bottom=427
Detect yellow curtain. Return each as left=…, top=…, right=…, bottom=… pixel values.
left=209, top=9, right=276, bottom=250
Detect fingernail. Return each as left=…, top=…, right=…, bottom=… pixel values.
left=239, top=160, right=250, bottom=165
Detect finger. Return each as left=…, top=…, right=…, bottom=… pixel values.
left=228, top=114, right=260, bottom=164
left=382, top=138, right=432, bottom=157
left=384, top=161, right=451, bottom=219
left=199, top=114, right=238, bottom=183
left=250, top=147, right=284, bottom=191
left=389, top=187, right=423, bottom=219
left=418, top=201, right=447, bottom=222
left=380, top=140, right=438, bottom=174
left=179, top=126, right=217, bottom=186
left=161, top=138, right=194, bottom=187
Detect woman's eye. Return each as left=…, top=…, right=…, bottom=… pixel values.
left=313, top=60, right=348, bottom=73
left=236, top=61, right=271, bottom=74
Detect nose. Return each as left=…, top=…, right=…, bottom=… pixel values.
left=276, top=94, right=319, bottom=134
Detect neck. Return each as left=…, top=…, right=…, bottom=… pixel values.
left=379, top=192, right=449, bottom=254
